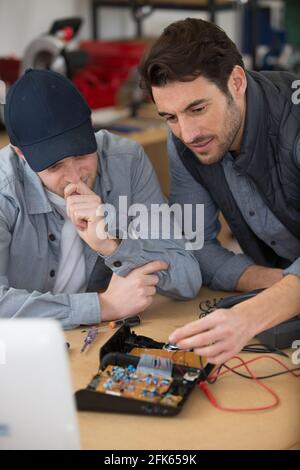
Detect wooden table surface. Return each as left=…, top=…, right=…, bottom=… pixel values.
left=65, top=288, right=300, bottom=450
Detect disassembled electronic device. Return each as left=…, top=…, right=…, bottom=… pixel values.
left=75, top=326, right=213, bottom=416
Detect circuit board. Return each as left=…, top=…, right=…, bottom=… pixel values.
left=94, top=364, right=183, bottom=407
left=130, top=347, right=206, bottom=368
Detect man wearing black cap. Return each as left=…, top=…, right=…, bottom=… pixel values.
left=0, top=69, right=201, bottom=328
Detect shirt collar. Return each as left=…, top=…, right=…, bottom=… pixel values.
left=23, top=160, right=53, bottom=215
left=96, top=149, right=112, bottom=198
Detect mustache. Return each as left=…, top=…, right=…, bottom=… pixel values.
left=187, top=135, right=214, bottom=146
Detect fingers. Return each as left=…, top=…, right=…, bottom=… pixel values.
left=135, top=279, right=157, bottom=299
left=67, top=207, right=98, bottom=227
left=66, top=202, right=96, bottom=218
left=167, top=310, right=230, bottom=364
left=193, top=341, right=226, bottom=361
left=175, top=328, right=223, bottom=351
left=138, top=296, right=153, bottom=312
left=76, top=179, right=95, bottom=195
left=137, top=260, right=169, bottom=276
left=64, top=183, right=78, bottom=199
left=66, top=197, right=103, bottom=231
left=101, top=271, right=156, bottom=320
left=65, top=194, right=100, bottom=210
left=144, top=286, right=157, bottom=297
left=168, top=307, right=248, bottom=366
left=64, top=181, right=98, bottom=199
left=145, top=295, right=154, bottom=308
left=143, top=275, right=160, bottom=286
left=169, top=315, right=219, bottom=344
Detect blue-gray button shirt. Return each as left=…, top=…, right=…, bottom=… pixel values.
left=0, top=131, right=202, bottom=328
left=168, top=134, right=300, bottom=291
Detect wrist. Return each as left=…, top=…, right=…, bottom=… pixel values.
left=236, top=265, right=283, bottom=291
left=99, top=292, right=116, bottom=321
left=98, top=293, right=111, bottom=321
left=97, top=239, right=120, bottom=257
left=231, top=300, right=259, bottom=340
left=244, top=274, right=300, bottom=334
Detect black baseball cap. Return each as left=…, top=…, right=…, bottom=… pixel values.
left=4, top=69, right=97, bottom=172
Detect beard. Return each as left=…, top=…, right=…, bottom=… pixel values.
left=189, top=95, right=243, bottom=165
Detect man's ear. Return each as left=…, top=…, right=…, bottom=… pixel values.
left=228, top=65, right=247, bottom=100
left=11, top=145, right=26, bottom=161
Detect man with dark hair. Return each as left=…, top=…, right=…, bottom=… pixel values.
left=0, top=68, right=201, bottom=328
left=139, top=18, right=300, bottom=364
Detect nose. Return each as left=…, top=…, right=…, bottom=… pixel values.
left=65, top=160, right=81, bottom=184
left=177, top=116, right=199, bottom=145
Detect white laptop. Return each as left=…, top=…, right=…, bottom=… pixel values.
left=0, top=319, right=80, bottom=450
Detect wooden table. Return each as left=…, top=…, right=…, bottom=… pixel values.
left=65, top=288, right=300, bottom=450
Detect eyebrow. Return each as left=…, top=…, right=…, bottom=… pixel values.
left=158, top=98, right=209, bottom=117
left=49, top=161, right=63, bottom=170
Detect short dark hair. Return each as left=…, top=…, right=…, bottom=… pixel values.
left=139, top=18, right=244, bottom=98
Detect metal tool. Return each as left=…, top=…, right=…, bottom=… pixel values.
left=80, top=326, right=99, bottom=353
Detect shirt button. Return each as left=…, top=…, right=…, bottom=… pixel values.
left=50, top=270, right=56, bottom=278
left=249, top=210, right=255, bottom=216
left=49, top=233, right=56, bottom=242
left=113, top=261, right=122, bottom=268
left=270, top=241, right=276, bottom=246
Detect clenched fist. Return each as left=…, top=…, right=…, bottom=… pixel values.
left=99, top=260, right=169, bottom=321
left=64, top=180, right=119, bottom=255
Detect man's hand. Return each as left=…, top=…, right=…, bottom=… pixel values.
left=64, top=180, right=118, bottom=255
left=99, top=260, right=169, bottom=321
left=168, top=304, right=253, bottom=365
left=169, top=274, right=300, bottom=365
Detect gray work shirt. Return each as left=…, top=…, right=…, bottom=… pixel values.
left=168, top=134, right=300, bottom=291
left=0, top=130, right=201, bottom=328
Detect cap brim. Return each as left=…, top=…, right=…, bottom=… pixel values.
left=20, top=119, right=97, bottom=172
